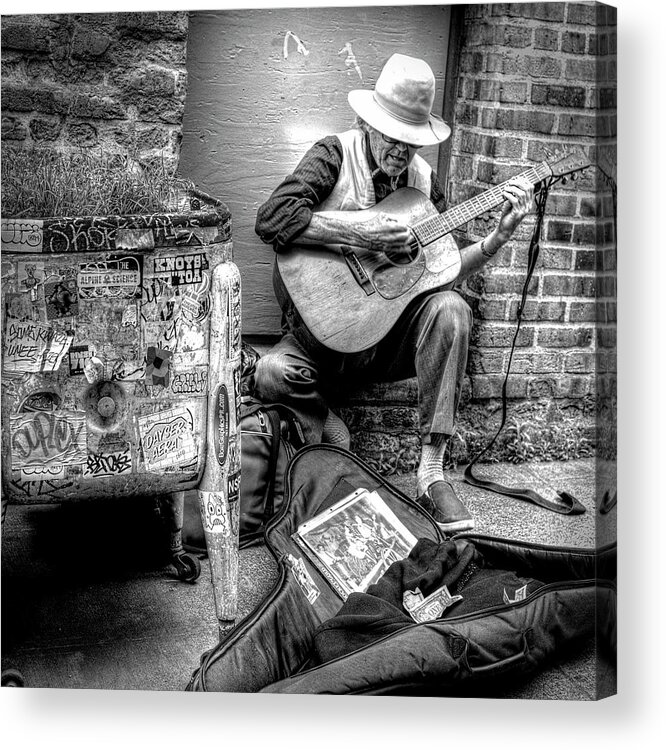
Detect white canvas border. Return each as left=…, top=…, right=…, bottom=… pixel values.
left=4, top=1, right=663, bottom=748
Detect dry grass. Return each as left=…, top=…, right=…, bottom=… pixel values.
left=1, top=148, right=197, bottom=218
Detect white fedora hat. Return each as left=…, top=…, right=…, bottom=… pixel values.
left=348, top=53, right=451, bottom=147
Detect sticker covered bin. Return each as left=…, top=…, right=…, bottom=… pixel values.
left=1, top=190, right=243, bottom=618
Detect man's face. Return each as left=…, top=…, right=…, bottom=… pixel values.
left=367, top=127, right=420, bottom=177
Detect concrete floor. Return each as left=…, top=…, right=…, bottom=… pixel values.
left=1, top=457, right=615, bottom=697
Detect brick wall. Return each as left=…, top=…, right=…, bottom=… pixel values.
left=1, top=12, right=189, bottom=165
left=451, top=2, right=615, bottom=449
left=344, top=2, right=617, bottom=472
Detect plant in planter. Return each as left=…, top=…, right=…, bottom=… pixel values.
left=1, top=148, right=241, bottom=594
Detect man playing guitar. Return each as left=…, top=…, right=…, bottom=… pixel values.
left=254, top=53, right=533, bottom=532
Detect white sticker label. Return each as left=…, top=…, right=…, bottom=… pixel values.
left=3, top=320, right=73, bottom=373
left=1, top=219, right=44, bottom=253
left=138, top=407, right=197, bottom=472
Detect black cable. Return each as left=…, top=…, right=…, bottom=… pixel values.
left=463, top=178, right=586, bottom=516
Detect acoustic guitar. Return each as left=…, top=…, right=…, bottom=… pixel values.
left=274, top=152, right=589, bottom=354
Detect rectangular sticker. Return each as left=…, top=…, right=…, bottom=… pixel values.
left=68, top=345, right=92, bottom=376
left=115, top=229, right=155, bottom=250
left=10, top=411, right=87, bottom=470
left=44, top=272, right=79, bottom=320
left=152, top=252, right=209, bottom=286
left=145, top=346, right=173, bottom=387
left=17, top=261, right=45, bottom=296
left=170, top=367, right=208, bottom=395
left=77, top=254, right=143, bottom=299
left=138, top=407, right=197, bottom=472
left=83, top=446, right=133, bottom=478
left=3, top=320, right=73, bottom=373
left=1, top=219, right=44, bottom=253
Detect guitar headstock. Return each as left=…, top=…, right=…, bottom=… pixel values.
left=547, top=148, right=591, bottom=180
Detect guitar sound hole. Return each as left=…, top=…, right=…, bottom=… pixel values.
left=384, top=241, right=420, bottom=266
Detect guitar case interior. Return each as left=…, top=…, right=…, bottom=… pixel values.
left=187, top=445, right=616, bottom=696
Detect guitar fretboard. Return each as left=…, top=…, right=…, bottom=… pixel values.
left=412, top=162, right=551, bottom=247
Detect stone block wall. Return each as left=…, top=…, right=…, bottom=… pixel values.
left=1, top=12, right=189, bottom=166
left=341, top=2, right=617, bottom=474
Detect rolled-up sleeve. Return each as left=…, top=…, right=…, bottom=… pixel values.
left=255, top=136, right=343, bottom=251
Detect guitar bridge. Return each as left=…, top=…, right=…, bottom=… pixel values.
left=341, top=246, right=375, bottom=296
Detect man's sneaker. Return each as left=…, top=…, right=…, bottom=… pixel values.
left=416, top=480, right=475, bottom=533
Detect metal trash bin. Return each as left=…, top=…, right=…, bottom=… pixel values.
left=1, top=188, right=242, bottom=626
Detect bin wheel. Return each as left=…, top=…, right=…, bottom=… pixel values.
left=172, top=551, right=201, bottom=583
left=2, top=668, right=25, bottom=687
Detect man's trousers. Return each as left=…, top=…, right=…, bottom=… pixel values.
left=253, top=290, right=472, bottom=445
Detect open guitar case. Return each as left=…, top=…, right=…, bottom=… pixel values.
left=187, top=445, right=616, bottom=696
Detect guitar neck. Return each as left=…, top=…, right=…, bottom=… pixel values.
left=411, top=162, right=552, bottom=246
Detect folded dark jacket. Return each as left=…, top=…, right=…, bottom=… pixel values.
left=312, top=537, right=543, bottom=665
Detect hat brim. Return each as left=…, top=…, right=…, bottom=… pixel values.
left=348, top=89, right=451, bottom=147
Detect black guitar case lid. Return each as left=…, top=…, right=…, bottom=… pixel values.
left=187, top=445, right=616, bottom=696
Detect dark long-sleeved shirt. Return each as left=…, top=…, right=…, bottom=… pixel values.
left=255, top=132, right=447, bottom=251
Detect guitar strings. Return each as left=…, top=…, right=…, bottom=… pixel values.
left=411, top=165, right=545, bottom=247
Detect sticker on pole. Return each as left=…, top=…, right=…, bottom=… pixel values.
left=213, top=384, right=229, bottom=466
left=138, top=407, right=197, bottom=472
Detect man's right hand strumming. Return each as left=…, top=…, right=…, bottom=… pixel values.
left=299, top=210, right=412, bottom=256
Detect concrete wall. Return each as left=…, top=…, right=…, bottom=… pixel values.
left=1, top=12, right=189, bottom=166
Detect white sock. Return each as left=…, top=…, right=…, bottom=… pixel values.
left=322, top=410, right=350, bottom=449
left=417, top=433, right=449, bottom=496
